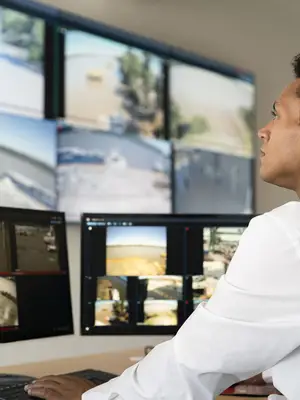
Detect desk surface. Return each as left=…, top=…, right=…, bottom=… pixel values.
left=0, top=348, right=265, bottom=400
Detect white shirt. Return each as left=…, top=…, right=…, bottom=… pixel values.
left=84, top=201, right=300, bottom=400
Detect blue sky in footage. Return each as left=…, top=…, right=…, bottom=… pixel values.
left=0, top=113, right=56, bottom=168
left=66, top=30, right=162, bottom=77
left=107, top=226, right=166, bottom=247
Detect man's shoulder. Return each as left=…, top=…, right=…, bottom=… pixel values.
left=248, top=201, right=300, bottom=238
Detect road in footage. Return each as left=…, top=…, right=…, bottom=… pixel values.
left=142, top=277, right=182, bottom=300
left=15, top=226, right=60, bottom=272
left=174, top=149, right=252, bottom=214
left=142, top=301, right=177, bottom=326
left=106, top=246, right=166, bottom=276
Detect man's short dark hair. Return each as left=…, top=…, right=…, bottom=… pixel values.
left=292, top=54, right=300, bottom=79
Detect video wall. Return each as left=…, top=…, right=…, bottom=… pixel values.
left=0, top=3, right=256, bottom=221
left=81, top=214, right=250, bottom=334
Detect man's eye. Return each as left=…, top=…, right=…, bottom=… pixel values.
left=271, top=110, right=278, bottom=119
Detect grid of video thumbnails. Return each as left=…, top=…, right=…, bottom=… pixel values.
left=82, top=218, right=218, bottom=334
left=186, top=225, right=247, bottom=315
left=0, top=211, right=72, bottom=342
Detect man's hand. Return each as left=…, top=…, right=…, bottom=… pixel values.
left=24, top=375, right=96, bottom=400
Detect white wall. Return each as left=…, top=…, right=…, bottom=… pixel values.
left=2, top=0, right=299, bottom=367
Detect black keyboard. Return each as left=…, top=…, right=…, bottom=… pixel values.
left=0, top=382, right=31, bottom=400
left=0, top=369, right=117, bottom=400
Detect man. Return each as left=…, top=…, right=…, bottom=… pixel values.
left=25, top=54, right=300, bottom=400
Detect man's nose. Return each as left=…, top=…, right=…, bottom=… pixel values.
left=257, top=122, right=272, bottom=141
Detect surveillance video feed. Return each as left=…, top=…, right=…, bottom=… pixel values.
left=94, top=300, right=129, bottom=326
left=0, top=113, right=57, bottom=210
left=170, top=62, right=255, bottom=157
left=0, top=7, right=44, bottom=117
left=0, top=277, right=18, bottom=327
left=192, top=275, right=219, bottom=302
left=138, top=276, right=182, bottom=300
left=57, top=125, right=171, bottom=221
left=106, top=226, right=167, bottom=276
left=174, top=149, right=253, bottom=214
left=202, top=226, right=246, bottom=298
left=171, top=62, right=255, bottom=214
left=139, top=300, right=177, bottom=326
left=0, top=221, right=10, bottom=273
left=65, top=30, right=164, bottom=137
left=96, top=277, right=127, bottom=301
left=15, top=224, right=60, bottom=272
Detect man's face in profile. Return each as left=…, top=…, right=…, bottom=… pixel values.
left=258, top=79, right=300, bottom=192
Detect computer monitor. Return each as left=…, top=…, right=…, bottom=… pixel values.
left=0, top=6, right=45, bottom=118
left=81, top=213, right=253, bottom=335
left=0, top=112, right=57, bottom=210
left=170, top=60, right=255, bottom=214
left=0, top=207, right=73, bottom=343
left=57, top=123, right=172, bottom=221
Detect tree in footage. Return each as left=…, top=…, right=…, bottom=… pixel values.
left=189, top=115, right=210, bottom=135
left=209, top=228, right=219, bottom=252
left=111, top=301, right=128, bottom=324
left=119, top=49, right=160, bottom=115
left=2, top=9, right=44, bottom=67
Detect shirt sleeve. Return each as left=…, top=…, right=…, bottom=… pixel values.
left=263, top=370, right=273, bottom=384
left=83, top=213, right=300, bottom=400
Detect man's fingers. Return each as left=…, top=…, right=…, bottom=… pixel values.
left=26, top=385, right=61, bottom=400
left=31, top=375, right=68, bottom=385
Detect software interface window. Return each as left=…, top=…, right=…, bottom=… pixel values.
left=81, top=214, right=251, bottom=335
left=0, top=208, right=73, bottom=343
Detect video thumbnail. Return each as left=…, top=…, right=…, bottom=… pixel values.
left=0, top=113, right=57, bottom=211
left=96, top=277, right=127, bottom=301
left=192, top=275, right=218, bottom=301
left=138, top=276, right=182, bottom=301
left=15, top=224, right=60, bottom=272
left=0, top=7, right=44, bottom=117
left=138, top=300, right=177, bottom=326
left=106, top=226, right=167, bottom=276
left=0, top=221, right=11, bottom=273
left=94, top=300, right=129, bottom=326
left=65, top=30, right=164, bottom=137
left=0, top=276, right=18, bottom=327
left=57, top=125, right=171, bottom=221
left=203, top=227, right=246, bottom=277
left=174, top=148, right=253, bottom=214
left=170, top=62, right=255, bottom=158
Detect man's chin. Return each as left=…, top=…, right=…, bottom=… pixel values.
left=259, top=168, right=278, bottom=186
